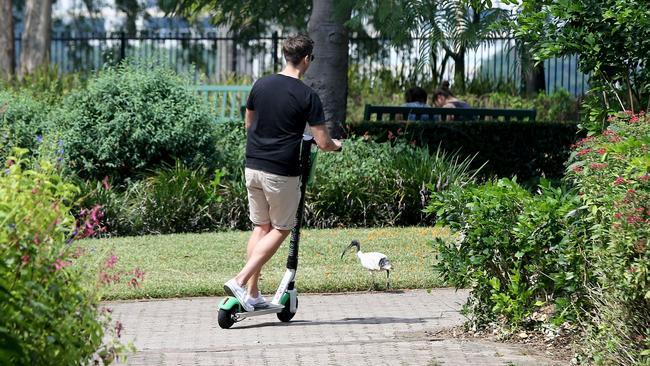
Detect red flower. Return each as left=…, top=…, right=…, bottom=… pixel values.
left=577, top=148, right=592, bottom=156
left=626, top=215, right=642, bottom=224
left=613, top=176, right=627, bottom=185
left=639, top=174, right=649, bottom=181
left=590, top=163, right=608, bottom=169
left=614, top=212, right=623, bottom=219
left=630, top=115, right=640, bottom=123
left=609, top=136, right=622, bottom=143
left=21, top=255, right=30, bottom=265
left=597, top=148, right=606, bottom=155
left=572, top=166, right=584, bottom=173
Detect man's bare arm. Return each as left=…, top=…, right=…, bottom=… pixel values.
left=310, top=124, right=342, bottom=151
left=245, top=109, right=255, bottom=130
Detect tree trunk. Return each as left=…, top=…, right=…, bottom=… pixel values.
left=304, top=0, right=351, bottom=138
left=452, top=47, right=466, bottom=94
left=0, top=0, right=15, bottom=79
left=19, top=0, right=52, bottom=78
left=521, top=45, right=546, bottom=97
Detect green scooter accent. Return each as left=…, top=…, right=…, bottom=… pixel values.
left=218, top=296, right=241, bottom=311
left=218, top=292, right=289, bottom=311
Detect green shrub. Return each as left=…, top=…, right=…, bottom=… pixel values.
left=0, top=150, right=104, bottom=364
left=0, top=66, right=86, bottom=106
left=566, top=111, right=649, bottom=365
left=429, top=178, right=588, bottom=331
left=0, top=91, right=53, bottom=159
left=308, top=137, right=480, bottom=228
left=58, top=59, right=217, bottom=183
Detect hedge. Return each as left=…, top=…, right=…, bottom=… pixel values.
left=343, top=120, right=582, bottom=182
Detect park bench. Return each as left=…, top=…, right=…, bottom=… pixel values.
left=363, top=104, right=537, bottom=122
left=193, top=85, right=251, bottom=122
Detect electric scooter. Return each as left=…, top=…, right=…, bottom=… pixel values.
left=217, top=135, right=320, bottom=329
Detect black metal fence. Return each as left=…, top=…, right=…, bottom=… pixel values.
left=14, top=32, right=589, bottom=95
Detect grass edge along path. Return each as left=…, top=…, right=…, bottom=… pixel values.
left=77, top=226, right=450, bottom=300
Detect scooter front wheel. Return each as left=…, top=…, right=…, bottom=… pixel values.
left=218, top=306, right=238, bottom=329
left=277, top=297, right=298, bottom=322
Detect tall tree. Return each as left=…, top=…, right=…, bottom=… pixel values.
left=19, top=0, right=52, bottom=78
left=304, top=0, right=353, bottom=136
left=0, top=0, right=15, bottom=79
left=116, top=0, right=143, bottom=35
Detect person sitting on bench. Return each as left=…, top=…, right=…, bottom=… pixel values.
left=402, top=86, right=432, bottom=121
left=433, top=82, right=470, bottom=120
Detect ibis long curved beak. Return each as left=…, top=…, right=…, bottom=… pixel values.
left=340, top=245, right=350, bottom=259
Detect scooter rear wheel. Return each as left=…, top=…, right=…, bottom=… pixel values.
left=277, top=297, right=298, bottom=322
left=218, top=306, right=238, bottom=329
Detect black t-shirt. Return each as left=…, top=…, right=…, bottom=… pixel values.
left=245, top=74, right=326, bottom=176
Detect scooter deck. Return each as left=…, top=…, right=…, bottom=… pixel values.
left=235, top=303, right=284, bottom=318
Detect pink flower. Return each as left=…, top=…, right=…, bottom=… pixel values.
left=597, top=148, right=606, bottom=155
left=639, top=174, right=649, bottom=181
left=21, top=255, right=30, bottom=265
left=114, top=321, right=123, bottom=338
left=104, top=254, right=118, bottom=269
left=572, top=166, right=584, bottom=173
left=102, top=176, right=111, bottom=191
left=387, top=130, right=395, bottom=140
left=609, top=136, right=622, bottom=143
left=630, top=115, right=640, bottom=123
left=134, top=267, right=145, bottom=281
left=54, top=258, right=71, bottom=271
left=613, top=176, right=627, bottom=185
left=614, top=212, right=623, bottom=219
left=33, top=234, right=40, bottom=245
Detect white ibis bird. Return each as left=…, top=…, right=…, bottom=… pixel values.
left=340, top=239, right=392, bottom=290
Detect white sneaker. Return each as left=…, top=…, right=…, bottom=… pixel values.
left=245, top=292, right=269, bottom=309
left=224, top=279, right=253, bottom=312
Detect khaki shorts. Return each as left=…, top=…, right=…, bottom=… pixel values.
left=245, top=168, right=301, bottom=231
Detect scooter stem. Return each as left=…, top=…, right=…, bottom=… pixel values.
left=286, top=135, right=314, bottom=271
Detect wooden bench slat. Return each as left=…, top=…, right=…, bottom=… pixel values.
left=363, top=104, right=536, bottom=122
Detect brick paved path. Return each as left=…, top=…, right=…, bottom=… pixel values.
left=110, top=289, right=562, bottom=366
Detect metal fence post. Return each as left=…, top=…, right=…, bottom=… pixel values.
left=272, top=31, right=279, bottom=72
left=119, top=31, right=127, bottom=62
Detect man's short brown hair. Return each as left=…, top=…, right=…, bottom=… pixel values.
left=282, top=34, right=314, bottom=65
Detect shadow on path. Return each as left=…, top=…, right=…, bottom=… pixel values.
left=231, top=315, right=447, bottom=330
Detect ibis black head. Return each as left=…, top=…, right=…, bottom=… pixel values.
left=340, top=239, right=361, bottom=259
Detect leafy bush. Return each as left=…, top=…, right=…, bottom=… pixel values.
left=0, top=150, right=104, bottom=364
left=308, top=137, right=480, bottom=228
left=566, top=111, right=649, bottom=365
left=0, top=65, right=86, bottom=106
left=0, top=91, right=53, bottom=159
left=57, top=59, right=217, bottom=183
left=428, top=178, right=587, bottom=331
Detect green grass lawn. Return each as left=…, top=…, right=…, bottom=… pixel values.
left=78, top=226, right=450, bottom=300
